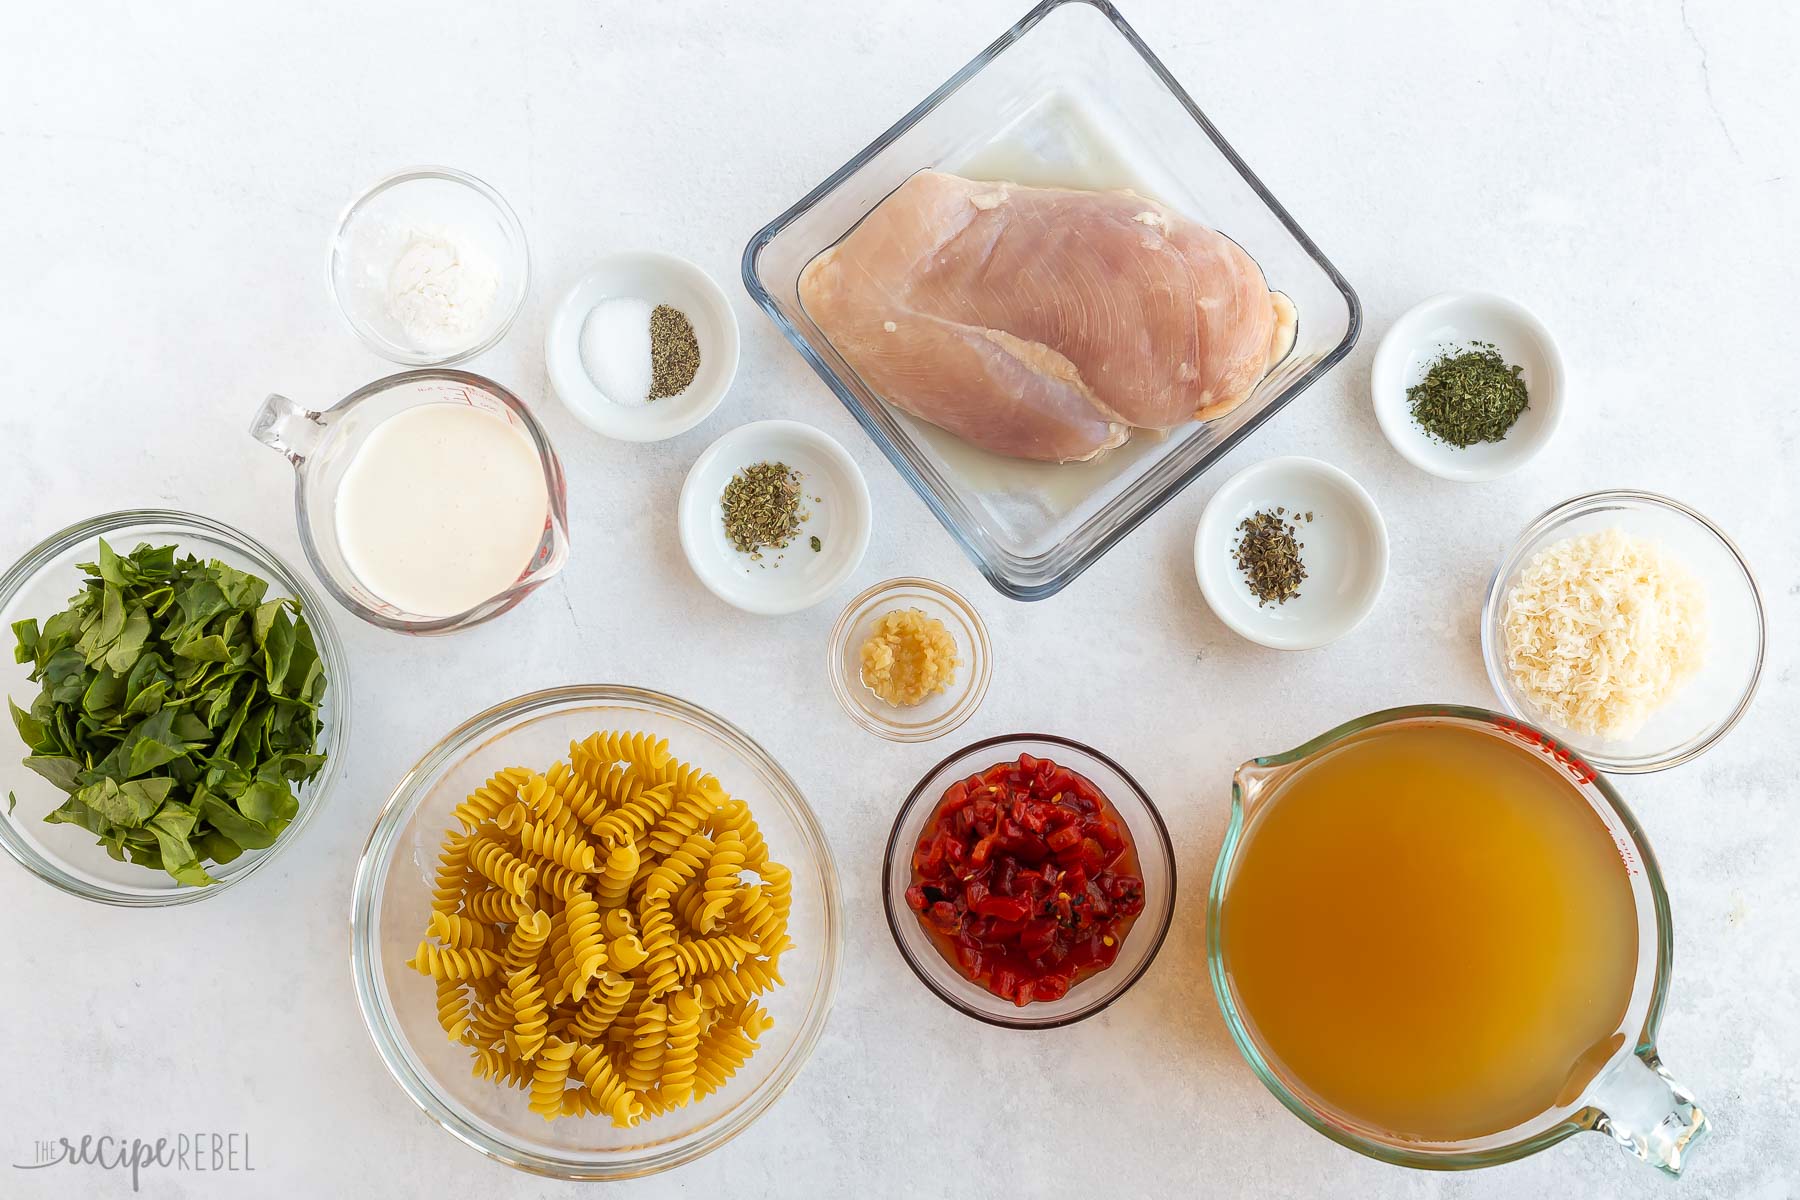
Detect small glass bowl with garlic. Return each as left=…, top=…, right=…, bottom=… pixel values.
left=827, top=577, right=992, bottom=743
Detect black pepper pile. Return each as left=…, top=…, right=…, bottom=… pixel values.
left=647, top=305, right=701, bottom=401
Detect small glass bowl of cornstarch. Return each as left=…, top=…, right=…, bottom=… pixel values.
left=329, top=166, right=530, bottom=366
left=1481, top=490, right=1765, bottom=773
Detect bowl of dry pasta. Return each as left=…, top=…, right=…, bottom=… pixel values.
left=350, top=685, right=844, bottom=1179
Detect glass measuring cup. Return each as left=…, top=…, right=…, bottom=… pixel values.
left=1207, top=704, right=1707, bottom=1176
left=250, top=370, right=569, bottom=634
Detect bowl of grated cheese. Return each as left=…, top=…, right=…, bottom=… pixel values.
left=1481, top=490, right=1764, bottom=773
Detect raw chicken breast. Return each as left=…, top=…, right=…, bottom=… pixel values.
left=800, top=170, right=1294, bottom=463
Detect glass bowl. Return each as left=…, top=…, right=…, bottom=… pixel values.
left=0, top=510, right=348, bottom=906
left=329, top=166, right=530, bottom=366
left=743, top=0, right=1360, bottom=600
left=1480, top=490, right=1764, bottom=773
left=827, top=577, right=992, bottom=742
left=882, top=733, right=1176, bottom=1028
left=349, top=685, right=843, bottom=1179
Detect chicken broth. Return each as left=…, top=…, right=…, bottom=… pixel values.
left=1218, top=723, right=1639, bottom=1143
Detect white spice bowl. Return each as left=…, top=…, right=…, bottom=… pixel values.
left=678, top=420, right=872, bottom=616
left=546, top=251, right=740, bottom=442
left=1371, top=290, right=1565, bottom=482
left=1193, top=456, right=1388, bottom=651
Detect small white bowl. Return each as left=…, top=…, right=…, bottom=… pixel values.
left=1370, top=291, right=1565, bottom=482
left=546, top=251, right=740, bottom=441
left=678, top=420, right=872, bottom=615
left=1194, top=456, right=1388, bottom=650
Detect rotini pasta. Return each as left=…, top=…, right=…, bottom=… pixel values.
left=506, top=967, right=549, bottom=1061
left=573, top=729, right=672, bottom=772
left=674, top=933, right=760, bottom=977
left=639, top=899, right=681, bottom=998
left=640, top=832, right=711, bottom=900
left=429, top=909, right=501, bottom=951
left=454, top=766, right=532, bottom=831
left=708, top=797, right=769, bottom=871
left=468, top=835, right=536, bottom=897
left=518, top=819, right=599, bottom=874
left=590, top=782, right=676, bottom=848
left=660, top=990, right=704, bottom=1104
left=566, top=970, right=634, bottom=1042
left=608, top=932, right=649, bottom=973
left=699, top=828, right=746, bottom=929
left=622, top=999, right=668, bottom=1092
left=408, top=941, right=504, bottom=982
left=528, top=1037, right=576, bottom=1120
left=465, top=887, right=528, bottom=925
left=409, top=731, right=795, bottom=1127
left=644, top=787, right=722, bottom=858
left=594, top=842, right=639, bottom=910
left=501, top=909, right=553, bottom=976
left=434, top=977, right=471, bottom=1043
left=693, top=1021, right=762, bottom=1100
left=694, top=956, right=783, bottom=1007
left=430, top=833, right=473, bottom=915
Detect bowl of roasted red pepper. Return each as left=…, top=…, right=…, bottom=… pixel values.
left=884, top=734, right=1176, bottom=1027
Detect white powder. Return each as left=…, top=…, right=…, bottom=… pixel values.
left=579, top=296, right=656, bottom=405
left=384, top=228, right=499, bottom=352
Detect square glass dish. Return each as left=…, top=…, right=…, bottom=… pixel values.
left=743, top=0, right=1360, bottom=600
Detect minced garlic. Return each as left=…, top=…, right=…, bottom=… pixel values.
left=1501, top=527, right=1707, bottom=740
left=859, top=608, right=959, bottom=707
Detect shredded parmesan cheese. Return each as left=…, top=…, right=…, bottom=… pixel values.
left=1501, top=528, right=1707, bottom=740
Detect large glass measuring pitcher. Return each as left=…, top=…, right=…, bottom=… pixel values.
left=1207, top=704, right=1707, bottom=1176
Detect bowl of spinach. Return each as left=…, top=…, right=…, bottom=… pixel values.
left=0, top=510, right=347, bottom=904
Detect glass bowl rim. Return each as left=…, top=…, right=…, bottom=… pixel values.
left=739, top=0, right=1362, bottom=602
left=327, top=163, right=532, bottom=368
left=348, top=683, right=845, bottom=1180
left=275, top=367, right=571, bottom=636
left=825, top=576, right=994, bottom=743
left=1478, top=488, right=1765, bottom=774
left=881, top=730, right=1177, bottom=1029
left=0, top=507, right=350, bottom=906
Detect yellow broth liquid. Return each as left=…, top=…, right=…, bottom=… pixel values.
left=1219, top=723, right=1639, bottom=1142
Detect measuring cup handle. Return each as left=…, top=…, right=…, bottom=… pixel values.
left=250, top=394, right=326, bottom=464
left=1589, top=1048, right=1709, bottom=1176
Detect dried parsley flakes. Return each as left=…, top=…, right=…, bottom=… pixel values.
left=1406, top=343, right=1529, bottom=447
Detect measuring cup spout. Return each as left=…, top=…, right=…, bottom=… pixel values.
left=1587, top=1048, right=1709, bottom=1175
left=250, top=393, right=327, bottom=464
left=1231, top=758, right=1291, bottom=819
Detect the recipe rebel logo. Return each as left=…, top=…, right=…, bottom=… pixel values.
left=12, top=1131, right=255, bottom=1192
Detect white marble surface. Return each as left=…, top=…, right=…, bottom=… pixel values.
left=2, top=1, right=1796, bottom=1196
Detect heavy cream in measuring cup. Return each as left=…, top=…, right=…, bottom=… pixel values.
left=334, top=403, right=548, bottom=617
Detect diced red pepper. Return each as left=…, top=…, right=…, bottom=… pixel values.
left=907, top=753, right=1146, bottom=1008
